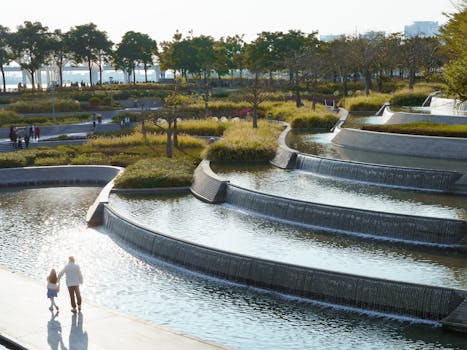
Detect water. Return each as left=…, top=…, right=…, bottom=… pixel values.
left=1, top=187, right=466, bottom=350
left=212, top=164, right=467, bottom=220
left=286, top=131, right=467, bottom=172
left=108, top=193, right=467, bottom=289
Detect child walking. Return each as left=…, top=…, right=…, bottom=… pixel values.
left=47, top=269, right=60, bottom=312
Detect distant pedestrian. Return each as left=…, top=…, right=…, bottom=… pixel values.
left=25, top=136, right=30, bottom=148
left=47, top=269, right=60, bottom=312
left=58, top=256, right=83, bottom=313
left=92, top=114, right=97, bottom=128
left=35, top=126, right=41, bottom=140
left=120, top=119, right=124, bottom=129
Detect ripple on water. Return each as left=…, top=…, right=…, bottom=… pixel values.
left=0, top=187, right=466, bottom=350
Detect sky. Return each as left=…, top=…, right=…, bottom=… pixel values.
left=0, top=0, right=458, bottom=43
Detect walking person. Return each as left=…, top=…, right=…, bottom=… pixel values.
left=58, top=256, right=83, bottom=313
left=47, top=269, right=60, bottom=313
left=35, top=126, right=40, bottom=140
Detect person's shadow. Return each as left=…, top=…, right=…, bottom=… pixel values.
left=69, top=313, right=88, bottom=350
left=47, top=311, right=66, bottom=350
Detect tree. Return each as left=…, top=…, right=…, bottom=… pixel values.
left=0, top=25, right=11, bottom=92
left=48, top=29, right=70, bottom=87
left=439, top=0, right=467, bottom=99
left=244, top=37, right=270, bottom=128
left=402, top=36, right=440, bottom=90
left=223, top=35, right=246, bottom=84
left=10, top=21, right=50, bottom=90
left=67, top=23, right=112, bottom=86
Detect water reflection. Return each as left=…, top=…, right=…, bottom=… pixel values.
left=212, top=164, right=467, bottom=220
left=286, top=131, right=467, bottom=172
left=1, top=187, right=466, bottom=350
left=109, top=193, right=467, bottom=289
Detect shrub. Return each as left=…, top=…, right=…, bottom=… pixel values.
left=110, top=153, right=140, bottom=167
left=102, top=96, right=112, bottom=106
left=70, top=152, right=110, bottom=165
left=89, top=96, right=101, bottom=106
left=0, top=153, right=28, bottom=168
left=114, top=158, right=194, bottom=188
left=34, top=156, right=70, bottom=166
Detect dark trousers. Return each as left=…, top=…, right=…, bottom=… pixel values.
left=68, top=285, right=82, bottom=309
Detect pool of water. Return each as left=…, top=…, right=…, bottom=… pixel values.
left=212, top=165, right=467, bottom=220
left=1, top=187, right=466, bottom=350
left=286, top=131, right=467, bottom=172
left=108, top=193, right=467, bottom=289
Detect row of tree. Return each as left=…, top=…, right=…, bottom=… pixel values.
left=0, top=2, right=465, bottom=99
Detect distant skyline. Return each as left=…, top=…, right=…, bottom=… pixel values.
left=1, top=0, right=458, bottom=43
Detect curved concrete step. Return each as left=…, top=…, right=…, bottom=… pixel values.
left=442, top=298, right=467, bottom=332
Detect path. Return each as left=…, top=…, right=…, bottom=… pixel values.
left=0, top=267, right=230, bottom=350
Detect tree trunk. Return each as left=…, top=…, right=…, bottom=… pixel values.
left=88, top=61, right=93, bottom=86
left=377, top=72, right=383, bottom=92
left=364, top=69, right=372, bottom=96
left=144, top=66, right=148, bottom=83
left=1, top=65, right=5, bottom=92
left=99, top=65, right=103, bottom=85
left=342, top=76, right=348, bottom=97
left=312, top=77, right=317, bottom=111
left=59, top=65, right=63, bottom=87
left=408, top=68, right=416, bottom=90
left=166, top=120, right=172, bottom=158
left=173, top=117, right=178, bottom=147
left=30, top=70, right=36, bottom=90
left=133, top=69, right=136, bottom=84
left=252, top=72, right=259, bottom=129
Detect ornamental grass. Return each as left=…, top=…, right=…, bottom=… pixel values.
left=113, top=158, right=194, bottom=188
left=203, top=121, right=282, bottom=163
left=362, top=122, right=467, bottom=138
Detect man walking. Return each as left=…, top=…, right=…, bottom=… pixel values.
left=58, top=256, right=83, bottom=313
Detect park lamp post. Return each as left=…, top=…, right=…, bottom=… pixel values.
left=109, top=76, right=113, bottom=106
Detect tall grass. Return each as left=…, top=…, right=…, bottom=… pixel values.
left=203, top=121, right=282, bottom=163
left=9, top=98, right=80, bottom=113
left=362, top=122, right=467, bottom=138
left=114, top=158, right=195, bottom=188
left=341, top=94, right=391, bottom=112
left=86, top=132, right=205, bottom=148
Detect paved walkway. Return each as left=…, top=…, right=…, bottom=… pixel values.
left=0, top=267, right=230, bottom=350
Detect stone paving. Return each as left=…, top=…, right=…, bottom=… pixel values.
left=0, top=267, right=230, bottom=350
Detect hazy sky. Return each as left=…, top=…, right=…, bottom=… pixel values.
left=1, top=0, right=457, bottom=43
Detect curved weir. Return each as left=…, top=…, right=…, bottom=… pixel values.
left=193, top=162, right=467, bottom=250
left=104, top=193, right=467, bottom=326
left=2, top=187, right=466, bottom=349
left=275, top=127, right=467, bottom=193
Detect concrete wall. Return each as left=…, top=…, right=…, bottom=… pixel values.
left=331, top=128, right=467, bottom=160
left=103, top=204, right=467, bottom=324
left=190, top=162, right=229, bottom=203
left=0, top=165, right=122, bottom=187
